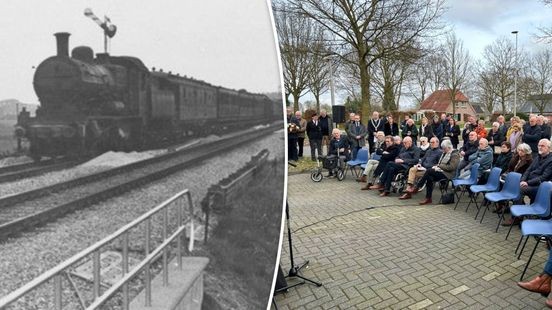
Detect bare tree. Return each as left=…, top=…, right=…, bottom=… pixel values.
left=526, top=48, right=552, bottom=113
left=537, top=0, right=552, bottom=43
left=406, top=52, right=445, bottom=106
left=478, top=37, right=516, bottom=114
left=441, top=33, right=472, bottom=116
left=307, top=29, right=333, bottom=112
left=285, top=0, right=445, bottom=123
left=273, top=2, right=316, bottom=111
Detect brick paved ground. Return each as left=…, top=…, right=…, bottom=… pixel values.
left=272, top=171, right=551, bottom=310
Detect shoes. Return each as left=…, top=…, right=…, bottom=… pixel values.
left=379, top=191, right=389, bottom=197
left=369, top=184, right=384, bottom=190
left=501, top=217, right=521, bottom=226
left=399, top=193, right=412, bottom=200
left=406, top=187, right=419, bottom=194
left=361, top=185, right=371, bottom=190
left=546, top=299, right=552, bottom=308
left=356, top=175, right=367, bottom=183
left=517, top=274, right=551, bottom=296
left=419, top=198, right=432, bottom=205
left=326, top=174, right=334, bottom=178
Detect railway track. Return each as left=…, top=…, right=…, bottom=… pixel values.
left=0, top=159, right=82, bottom=184
left=0, top=123, right=282, bottom=240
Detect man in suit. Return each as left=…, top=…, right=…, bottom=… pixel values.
left=306, top=113, right=323, bottom=161
left=367, top=111, right=385, bottom=154
left=347, top=114, right=367, bottom=160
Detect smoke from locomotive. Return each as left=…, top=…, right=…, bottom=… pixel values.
left=15, top=32, right=280, bottom=159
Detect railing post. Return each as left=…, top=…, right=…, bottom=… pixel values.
left=54, top=274, right=62, bottom=310
left=145, top=218, right=151, bottom=307
left=163, top=206, right=168, bottom=286
left=122, top=232, right=129, bottom=310
left=93, top=251, right=101, bottom=300
left=177, top=196, right=183, bottom=270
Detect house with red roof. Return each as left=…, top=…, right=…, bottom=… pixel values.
left=418, top=89, right=477, bottom=122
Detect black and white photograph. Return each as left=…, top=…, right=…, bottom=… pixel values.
left=0, top=1, right=285, bottom=309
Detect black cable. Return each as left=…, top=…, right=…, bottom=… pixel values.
left=291, top=207, right=374, bottom=234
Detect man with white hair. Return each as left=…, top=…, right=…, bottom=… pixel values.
left=538, top=115, right=551, bottom=140
left=405, top=139, right=460, bottom=205
left=487, top=122, right=505, bottom=148
left=503, top=139, right=552, bottom=225
left=522, top=115, right=542, bottom=157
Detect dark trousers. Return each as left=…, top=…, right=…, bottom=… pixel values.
left=379, top=162, right=405, bottom=192
left=367, top=135, right=375, bottom=155
left=297, top=137, right=305, bottom=157
left=515, top=185, right=539, bottom=204
left=416, top=168, right=447, bottom=199
left=310, top=139, right=322, bottom=160
left=288, top=137, right=298, bottom=161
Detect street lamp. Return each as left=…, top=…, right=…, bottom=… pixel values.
left=512, top=30, right=518, bottom=117
left=327, top=57, right=336, bottom=108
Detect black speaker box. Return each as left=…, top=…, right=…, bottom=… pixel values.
left=332, top=105, right=346, bottom=123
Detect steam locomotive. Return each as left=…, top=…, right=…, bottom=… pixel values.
left=15, top=32, right=281, bottom=159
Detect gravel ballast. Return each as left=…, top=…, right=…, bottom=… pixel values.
left=0, top=129, right=285, bottom=307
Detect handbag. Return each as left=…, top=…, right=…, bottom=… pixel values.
left=441, top=192, right=455, bottom=204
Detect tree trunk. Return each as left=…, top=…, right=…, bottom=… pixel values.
left=292, top=92, right=300, bottom=112
left=314, top=94, right=321, bottom=113
left=359, top=56, right=372, bottom=123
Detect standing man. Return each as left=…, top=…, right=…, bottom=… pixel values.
left=497, top=115, right=508, bottom=136
left=306, top=113, right=323, bottom=161
left=538, top=115, right=551, bottom=140
left=344, top=112, right=356, bottom=144
left=295, top=111, right=307, bottom=158
left=367, top=111, right=385, bottom=154
left=522, top=115, right=542, bottom=158
left=461, top=115, right=477, bottom=143
left=286, top=107, right=300, bottom=162
left=318, top=109, right=333, bottom=156
left=347, top=114, right=367, bottom=160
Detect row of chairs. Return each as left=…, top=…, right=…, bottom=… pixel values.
left=451, top=164, right=552, bottom=281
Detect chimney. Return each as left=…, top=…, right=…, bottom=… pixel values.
left=54, top=32, right=70, bottom=57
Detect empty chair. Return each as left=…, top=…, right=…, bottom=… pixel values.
left=470, top=167, right=502, bottom=219
left=451, top=163, right=480, bottom=210
left=515, top=219, right=552, bottom=281
left=506, top=182, right=552, bottom=240
left=482, top=172, right=522, bottom=232
left=346, top=148, right=369, bottom=177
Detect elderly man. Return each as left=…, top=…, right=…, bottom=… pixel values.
left=523, top=116, right=543, bottom=157
left=456, top=131, right=479, bottom=176
left=405, top=139, right=461, bottom=205
left=459, top=138, right=493, bottom=179
left=367, top=111, right=386, bottom=154
left=399, top=137, right=443, bottom=200
left=538, top=115, right=551, bottom=140
left=326, top=128, right=350, bottom=177
left=295, top=111, right=307, bottom=158
left=402, top=118, right=419, bottom=145
left=369, top=136, right=420, bottom=196
left=497, top=115, right=508, bottom=136
left=503, top=139, right=552, bottom=226
left=461, top=115, right=478, bottom=142
left=347, top=114, right=367, bottom=160
left=319, top=109, right=333, bottom=155
left=361, top=135, right=401, bottom=189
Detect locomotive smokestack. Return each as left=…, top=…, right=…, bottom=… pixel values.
left=54, top=32, right=71, bottom=57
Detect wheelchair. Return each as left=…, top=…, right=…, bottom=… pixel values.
left=310, top=155, right=346, bottom=182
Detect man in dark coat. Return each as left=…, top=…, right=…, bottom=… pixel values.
left=538, top=115, right=551, bottom=140
left=456, top=131, right=479, bottom=176
left=367, top=111, right=385, bottom=154
left=369, top=136, right=420, bottom=196
left=306, top=113, right=323, bottom=160
left=318, top=109, right=333, bottom=155
left=400, top=137, right=443, bottom=199
left=347, top=114, right=367, bottom=160
left=286, top=107, right=300, bottom=161
left=522, top=116, right=542, bottom=157
left=461, top=115, right=477, bottom=142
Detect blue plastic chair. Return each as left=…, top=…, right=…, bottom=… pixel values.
left=482, top=172, right=522, bottom=232
left=515, top=219, right=552, bottom=281
left=346, top=148, right=369, bottom=177
left=506, top=182, right=552, bottom=240
left=452, top=163, right=480, bottom=210
left=470, top=167, right=502, bottom=219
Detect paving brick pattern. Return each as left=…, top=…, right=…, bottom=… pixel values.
left=273, top=172, right=550, bottom=309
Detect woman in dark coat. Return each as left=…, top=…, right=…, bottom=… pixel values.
left=445, top=118, right=461, bottom=149
left=431, top=117, right=443, bottom=141
left=506, top=143, right=533, bottom=175
left=384, top=115, right=399, bottom=136
left=493, top=142, right=513, bottom=172
left=418, top=117, right=433, bottom=141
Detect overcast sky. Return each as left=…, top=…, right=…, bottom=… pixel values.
left=0, top=0, right=282, bottom=103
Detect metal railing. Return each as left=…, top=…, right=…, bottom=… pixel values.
left=0, top=189, right=195, bottom=310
